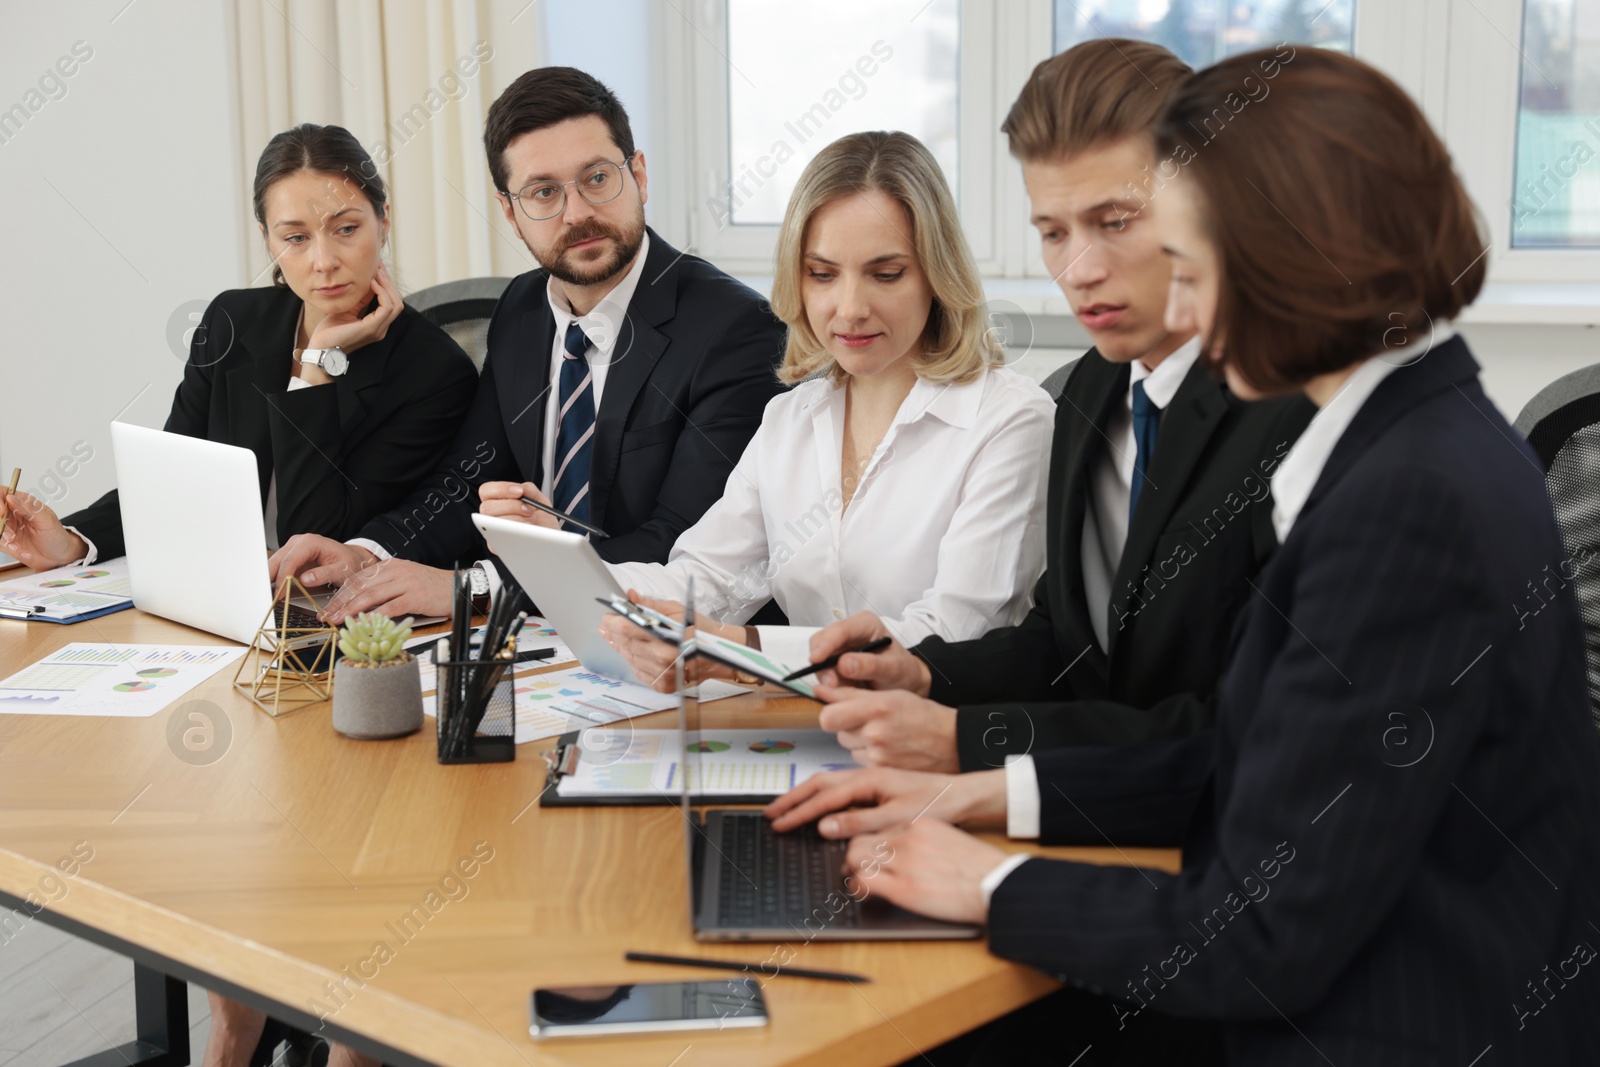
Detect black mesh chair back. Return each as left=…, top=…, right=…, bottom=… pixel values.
left=1516, top=363, right=1600, bottom=731
left=1040, top=358, right=1078, bottom=401
left=408, top=276, right=512, bottom=373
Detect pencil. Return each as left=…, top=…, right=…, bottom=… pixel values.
left=624, top=951, right=870, bottom=983
left=0, top=468, right=19, bottom=539
left=518, top=495, right=609, bottom=539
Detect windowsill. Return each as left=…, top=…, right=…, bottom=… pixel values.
left=734, top=276, right=1600, bottom=331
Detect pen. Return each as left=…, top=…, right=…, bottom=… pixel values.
left=624, top=951, right=870, bottom=984
left=0, top=467, right=20, bottom=539
left=782, top=637, right=893, bottom=682
left=519, top=495, right=609, bottom=539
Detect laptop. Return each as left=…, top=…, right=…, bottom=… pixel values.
left=677, top=580, right=980, bottom=942
left=112, top=423, right=328, bottom=649
left=470, top=513, right=636, bottom=681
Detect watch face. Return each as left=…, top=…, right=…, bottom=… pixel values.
left=322, top=347, right=349, bottom=376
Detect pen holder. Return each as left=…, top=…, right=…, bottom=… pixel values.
left=435, top=657, right=516, bottom=764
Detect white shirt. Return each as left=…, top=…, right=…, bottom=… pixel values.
left=985, top=326, right=1454, bottom=911
left=1080, top=336, right=1203, bottom=651
left=72, top=374, right=314, bottom=565
left=351, top=236, right=651, bottom=586
left=607, top=366, right=1057, bottom=666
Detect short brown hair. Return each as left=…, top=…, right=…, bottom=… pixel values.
left=483, top=67, right=635, bottom=194
left=1002, top=39, right=1192, bottom=161
left=771, top=131, right=1000, bottom=386
left=1157, top=47, right=1487, bottom=392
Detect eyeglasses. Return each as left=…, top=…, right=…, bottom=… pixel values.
left=505, top=160, right=631, bottom=222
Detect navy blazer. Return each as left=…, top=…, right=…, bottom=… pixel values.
left=356, top=228, right=786, bottom=571
left=63, top=286, right=477, bottom=560
left=987, top=338, right=1600, bottom=1064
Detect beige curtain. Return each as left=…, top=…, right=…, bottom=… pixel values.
left=234, top=0, right=542, bottom=293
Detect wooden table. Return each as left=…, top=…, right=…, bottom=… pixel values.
left=0, top=605, right=1179, bottom=1067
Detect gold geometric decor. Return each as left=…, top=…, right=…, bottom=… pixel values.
left=232, top=576, right=338, bottom=717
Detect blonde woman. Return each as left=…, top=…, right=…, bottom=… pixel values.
left=589, top=131, right=1054, bottom=691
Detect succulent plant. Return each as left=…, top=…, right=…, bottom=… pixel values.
left=337, top=612, right=415, bottom=664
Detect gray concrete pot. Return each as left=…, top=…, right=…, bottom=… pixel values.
left=332, top=654, right=423, bottom=739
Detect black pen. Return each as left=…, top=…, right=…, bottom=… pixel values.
left=519, top=496, right=609, bottom=539
left=624, top=951, right=869, bottom=984
left=782, top=637, right=893, bottom=682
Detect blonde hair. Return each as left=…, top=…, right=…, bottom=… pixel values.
left=772, top=131, right=1000, bottom=385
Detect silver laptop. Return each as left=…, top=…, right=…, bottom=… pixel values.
left=470, top=513, right=635, bottom=680
left=112, top=423, right=325, bottom=648
left=677, top=580, right=980, bottom=942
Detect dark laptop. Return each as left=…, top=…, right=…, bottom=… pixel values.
left=677, top=580, right=980, bottom=942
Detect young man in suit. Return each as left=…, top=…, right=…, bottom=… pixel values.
left=269, top=67, right=786, bottom=620
left=797, top=40, right=1313, bottom=774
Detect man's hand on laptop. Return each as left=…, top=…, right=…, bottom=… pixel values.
left=318, top=558, right=453, bottom=625
left=268, top=534, right=376, bottom=589
left=844, top=818, right=1006, bottom=925
left=477, top=481, right=563, bottom=528
left=764, top=765, right=1006, bottom=837
left=0, top=491, right=88, bottom=570
left=807, top=613, right=932, bottom=696
left=814, top=686, right=960, bottom=773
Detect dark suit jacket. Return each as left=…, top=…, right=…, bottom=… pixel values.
left=914, top=349, right=1313, bottom=768
left=356, top=228, right=787, bottom=574
left=63, top=286, right=476, bottom=560
left=988, top=338, right=1600, bottom=1064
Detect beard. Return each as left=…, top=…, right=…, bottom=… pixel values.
left=533, top=208, right=647, bottom=287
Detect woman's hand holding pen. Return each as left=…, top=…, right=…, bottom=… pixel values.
left=598, top=589, right=745, bottom=694
left=478, top=482, right=564, bottom=530
left=0, top=492, right=88, bottom=570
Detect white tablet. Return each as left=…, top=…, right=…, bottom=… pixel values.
left=470, top=513, right=634, bottom=682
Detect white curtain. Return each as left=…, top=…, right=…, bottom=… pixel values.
left=234, top=0, right=542, bottom=293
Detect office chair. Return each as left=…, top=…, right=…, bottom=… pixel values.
left=408, top=276, right=512, bottom=372
left=1039, top=357, right=1078, bottom=401
left=1515, top=363, right=1600, bottom=731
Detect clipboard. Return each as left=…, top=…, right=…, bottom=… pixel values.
left=539, top=731, right=778, bottom=807
left=0, top=600, right=133, bottom=624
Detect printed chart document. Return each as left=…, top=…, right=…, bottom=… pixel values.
left=0, top=558, right=133, bottom=623
left=554, top=728, right=856, bottom=799
left=0, top=643, right=246, bottom=717
left=422, top=660, right=679, bottom=745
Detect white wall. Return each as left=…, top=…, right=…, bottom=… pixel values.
left=0, top=0, right=245, bottom=515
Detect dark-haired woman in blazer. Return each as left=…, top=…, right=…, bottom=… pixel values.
left=0, top=123, right=476, bottom=577
left=765, top=49, right=1600, bottom=1064
left=0, top=125, right=473, bottom=1067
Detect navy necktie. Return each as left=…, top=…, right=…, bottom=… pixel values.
left=553, top=322, right=596, bottom=531
left=1129, top=379, right=1160, bottom=522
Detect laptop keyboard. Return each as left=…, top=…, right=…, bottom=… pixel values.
left=713, top=812, right=862, bottom=929
left=275, top=602, right=324, bottom=630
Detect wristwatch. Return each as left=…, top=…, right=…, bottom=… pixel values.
left=467, top=565, right=491, bottom=611
left=299, top=345, right=349, bottom=377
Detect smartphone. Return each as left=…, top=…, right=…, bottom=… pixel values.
left=529, top=978, right=768, bottom=1038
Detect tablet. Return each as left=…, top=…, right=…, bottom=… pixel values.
left=470, top=513, right=634, bottom=682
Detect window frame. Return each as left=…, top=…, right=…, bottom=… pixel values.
left=651, top=0, right=1600, bottom=294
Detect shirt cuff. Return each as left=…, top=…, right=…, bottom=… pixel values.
left=346, top=537, right=391, bottom=562
left=979, top=854, right=1033, bottom=911
left=62, top=526, right=97, bottom=566
left=1005, top=754, right=1042, bottom=839
left=753, top=625, right=821, bottom=671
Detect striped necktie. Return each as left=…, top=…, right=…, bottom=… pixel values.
left=1129, top=379, right=1160, bottom=522
left=553, top=322, right=596, bottom=531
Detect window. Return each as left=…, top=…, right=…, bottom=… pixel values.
left=1052, top=0, right=1355, bottom=68
left=723, top=0, right=959, bottom=227
left=1512, top=0, right=1600, bottom=246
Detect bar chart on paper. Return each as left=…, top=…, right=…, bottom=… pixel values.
left=0, top=643, right=245, bottom=717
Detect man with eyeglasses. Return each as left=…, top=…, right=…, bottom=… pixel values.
left=270, top=67, right=786, bottom=620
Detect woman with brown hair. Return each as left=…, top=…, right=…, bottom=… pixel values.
left=766, top=49, right=1600, bottom=1064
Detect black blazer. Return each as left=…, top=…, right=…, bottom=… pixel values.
left=914, top=349, right=1313, bottom=768
left=63, top=286, right=476, bottom=560
left=357, top=228, right=787, bottom=572
left=988, top=339, right=1600, bottom=1064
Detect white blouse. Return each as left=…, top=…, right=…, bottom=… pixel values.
left=608, top=365, right=1056, bottom=665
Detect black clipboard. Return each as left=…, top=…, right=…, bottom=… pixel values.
left=538, top=730, right=777, bottom=807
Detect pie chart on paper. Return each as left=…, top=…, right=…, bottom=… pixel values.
left=748, top=739, right=795, bottom=754
left=688, top=740, right=730, bottom=753
left=113, top=681, right=156, bottom=693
